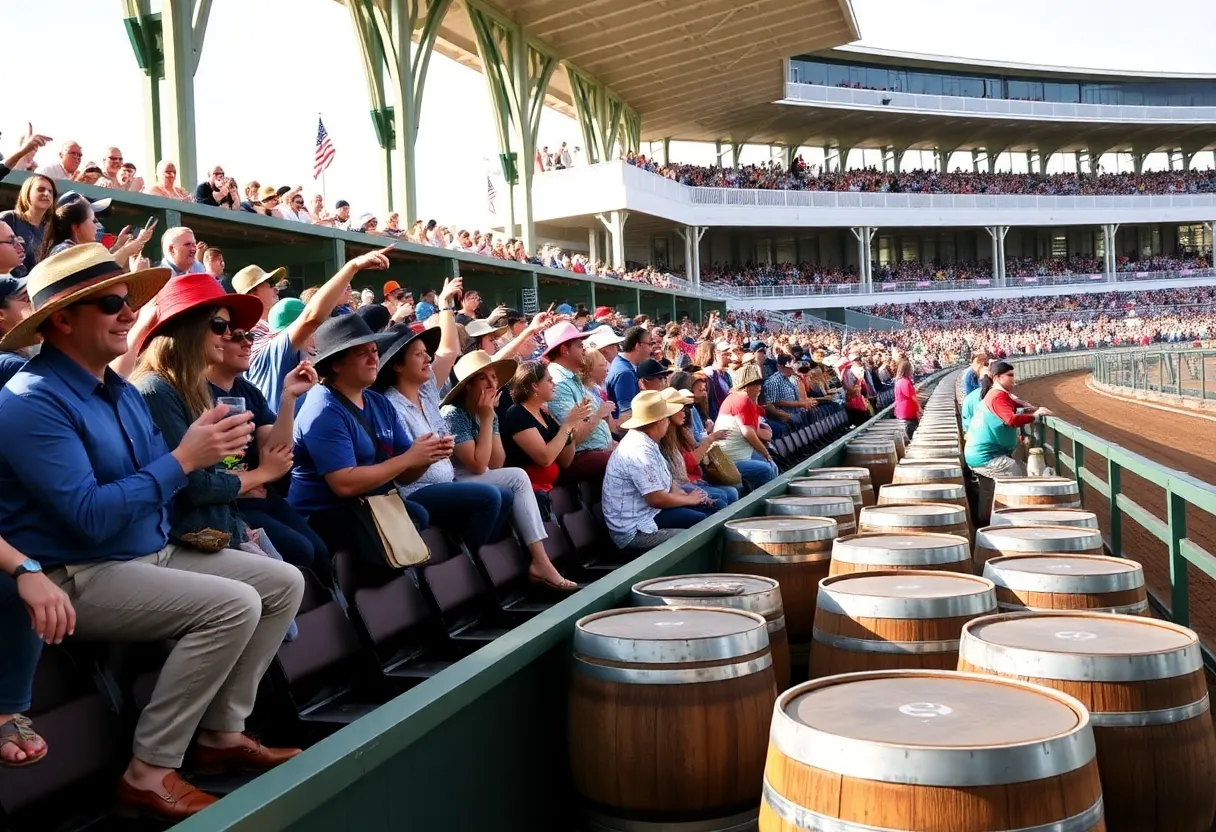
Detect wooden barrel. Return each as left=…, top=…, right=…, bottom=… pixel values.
left=811, top=571, right=996, bottom=676
left=829, top=532, right=972, bottom=576
left=878, top=482, right=968, bottom=508
left=786, top=478, right=863, bottom=521
left=991, top=507, right=1099, bottom=529
left=992, top=476, right=1082, bottom=510
left=863, top=427, right=906, bottom=460
left=890, top=462, right=965, bottom=487
left=722, top=516, right=837, bottom=640
left=802, top=467, right=875, bottom=506
left=570, top=607, right=777, bottom=827
left=842, top=440, right=898, bottom=489
left=960, top=612, right=1216, bottom=832
left=982, top=555, right=1148, bottom=615
left=973, top=524, right=1105, bottom=568
left=765, top=496, right=856, bottom=536
left=761, top=670, right=1104, bottom=832
left=859, top=503, right=970, bottom=539
left=904, top=444, right=961, bottom=463
left=633, top=574, right=792, bottom=691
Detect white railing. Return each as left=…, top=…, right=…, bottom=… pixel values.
left=705, top=268, right=1216, bottom=299
left=863, top=303, right=1216, bottom=325
left=782, top=81, right=1216, bottom=125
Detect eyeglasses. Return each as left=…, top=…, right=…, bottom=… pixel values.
left=224, top=330, right=256, bottom=344
left=65, top=151, right=83, bottom=158
left=72, top=294, right=131, bottom=315
left=107, top=155, right=123, bottom=162
left=0, top=236, right=20, bottom=248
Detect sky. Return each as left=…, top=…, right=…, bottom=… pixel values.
left=5, top=0, right=1215, bottom=231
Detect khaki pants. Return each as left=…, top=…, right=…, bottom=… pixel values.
left=49, top=545, right=304, bottom=769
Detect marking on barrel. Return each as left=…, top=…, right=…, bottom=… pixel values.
left=1055, top=630, right=1098, bottom=640
left=652, top=621, right=684, bottom=627
left=1046, top=564, right=1075, bottom=571
left=898, top=702, right=953, bottom=718
left=893, top=584, right=922, bottom=590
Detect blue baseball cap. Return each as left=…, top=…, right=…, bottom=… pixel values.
left=0, top=276, right=28, bottom=302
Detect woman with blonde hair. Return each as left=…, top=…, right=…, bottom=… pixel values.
left=144, top=160, right=193, bottom=201
left=0, top=174, right=57, bottom=276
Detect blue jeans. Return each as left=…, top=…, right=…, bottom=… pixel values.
left=407, top=481, right=514, bottom=553
left=241, top=492, right=329, bottom=577
left=696, top=483, right=739, bottom=511
left=735, top=452, right=779, bottom=492
left=0, top=574, right=42, bottom=713
left=655, top=506, right=714, bottom=529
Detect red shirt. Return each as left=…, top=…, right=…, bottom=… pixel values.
left=682, top=449, right=702, bottom=481
left=719, top=392, right=763, bottom=427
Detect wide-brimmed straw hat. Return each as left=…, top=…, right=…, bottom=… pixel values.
left=463, top=319, right=507, bottom=340
left=232, top=264, right=286, bottom=295
left=731, top=363, right=763, bottom=390
left=137, top=273, right=264, bottom=353
left=441, top=350, right=519, bottom=407
left=620, top=389, right=684, bottom=430
left=661, top=387, right=694, bottom=407
left=1, top=243, right=170, bottom=350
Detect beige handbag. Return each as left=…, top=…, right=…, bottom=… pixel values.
left=361, top=492, right=431, bottom=569
left=703, top=443, right=743, bottom=487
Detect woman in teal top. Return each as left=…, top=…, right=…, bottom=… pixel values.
left=963, top=361, right=1052, bottom=478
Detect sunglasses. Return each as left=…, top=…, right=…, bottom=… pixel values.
left=208, top=317, right=244, bottom=337
left=72, top=294, right=132, bottom=315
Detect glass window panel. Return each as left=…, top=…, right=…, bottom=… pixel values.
left=827, top=65, right=849, bottom=86
left=868, top=68, right=890, bottom=90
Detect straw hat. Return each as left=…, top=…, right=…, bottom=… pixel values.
left=441, top=350, right=519, bottom=407
left=731, top=363, right=763, bottom=390
left=1, top=243, right=170, bottom=350
left=661, top=387, right=694, bottom=406
left=464, top=319, right=507, bottom=340
left=620, top=389, right=683, bottom=430
left=232, top=264, right=286, bottom=295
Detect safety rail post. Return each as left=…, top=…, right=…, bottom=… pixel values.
left=1167, top=488, right=1189, bottom=626
left=1107, top=458, right=1123, bottom=558
left=1072, top=439, right=1085, bottom=496
left=1203, top=356, right=1208, bottom=401
left=1051, top=424, right=1061, bottom=473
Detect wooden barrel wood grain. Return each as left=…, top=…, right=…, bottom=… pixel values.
left=766, top=496, right=856, bottom=536
left=891, top=461, right=964, bottom=487
left=801, top=466, right=875, bottom=506
left=633, top=573, right=792, bottom=690
left=829, top=532, right=972, bottom=576
left=760, top=670, right=1105, bottom=832
left=960, top=612, right=1215, bottom=832
left=982, top=555, right=1148, bottom=615
left=992, top=476, right=1082, bottom=511
left=991, top=507, right=1100, bottom=529
left=570, top=607, right=777, bottom=828
left=843, top=440, right=898, bottom=489
left=973, top=524, right=1105, bottom=569
left=722, top=516, right=838, bottom=640
left=810, top=571, right=996, bottom=677
left=786, top=478, right=863, bottom=521
left=859, top=503, right=970, bottom=539
left=878, top=482, right=968, bottom=508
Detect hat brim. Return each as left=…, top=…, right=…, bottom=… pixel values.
left=0, top=265, right=172, bottom=351
left=638, top=368, right=674, bottom=380
left=619, top=400, right=684, bottom=430
left=374, top=326, right=443, bottom=387
left=732, top=378, right=763, bottom=391
left=315, top=330, right=401, bottom=370
left=137, top=292, right=264, bottom=354
left=465, top=324, right=508, bottom=341
left=236, top=266, right=286, bottom=295
left=543, top=330, right=593, bottom=356
left=440, top=358, right=519, bottom=407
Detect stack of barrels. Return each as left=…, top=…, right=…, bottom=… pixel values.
left=567, top=376, right=1216, bottom=832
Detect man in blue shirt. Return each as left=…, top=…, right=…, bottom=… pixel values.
left=0, top=244, right=304, bottom=821
left=158, top=227, right=208, bottom=276
left=415, top=287, right=438, bottom=322
left=606, top=325, right=651, bottom=422
left=962, top=351, right=988, bottom=396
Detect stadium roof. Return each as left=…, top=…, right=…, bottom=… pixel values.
left=343, top=0, right=861, bottom=139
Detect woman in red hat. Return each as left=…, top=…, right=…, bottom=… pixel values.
left=129, top=275, right=297, bottom=560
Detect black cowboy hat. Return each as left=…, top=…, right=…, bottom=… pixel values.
left=373, top=322, right=443, bottom=389
left=312, top=313, right=399, bottom=368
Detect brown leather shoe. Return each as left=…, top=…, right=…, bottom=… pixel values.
left=192, top=739, right=302, bottom=774
left=115, top=771, right=217, bottom=821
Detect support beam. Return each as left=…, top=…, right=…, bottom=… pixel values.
left=1132, top=152, right=1148, bottom=175
left=971, top=150, right=981, bottom=174
left=588, top=227, right=600, bottom=266
left=1204, top=222, right=1214, bottom=270
left=1102, top=224, right=1120, bottom=281
left=985, top=226, right=1009, bottom=286
left=693, top=226, right=707, bottom=293
left=849, top=227, right=876, bottom=290
left=566, top=65, right=637, bottom=166
left=595, top=211, right=629, bottom=269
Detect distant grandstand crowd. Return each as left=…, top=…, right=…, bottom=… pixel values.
left=624, top=152, right=1216, bottom=195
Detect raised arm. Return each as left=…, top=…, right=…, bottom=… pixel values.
left=287, top=246, right=394, bottom=351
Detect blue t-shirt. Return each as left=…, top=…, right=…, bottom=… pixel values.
left=289, top=385, right=411, bottom=516
left=962, top=369, right=981, bottom=396
left=246, top=330, right=301, bottom=415
left=606, top=353, right=639, bottom=418
left=0, top=350, right=28, bottom=389
left=416, top=300, right=437, bottom=322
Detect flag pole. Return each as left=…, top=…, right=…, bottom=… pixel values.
left=318, top=112, right=327, bottom=205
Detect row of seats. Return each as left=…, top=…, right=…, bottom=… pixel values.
left=3, top=407, right=858, bottom=831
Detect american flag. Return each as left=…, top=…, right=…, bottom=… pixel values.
left=313, top=117, right=336, bottom=179
left=486, top=176, right=497, bottom=215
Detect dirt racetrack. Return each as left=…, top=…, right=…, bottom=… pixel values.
left=1018, top=370, right=1216, bottom=647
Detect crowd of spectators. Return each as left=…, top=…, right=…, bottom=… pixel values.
left=624, top=152, right=1216, bottom=195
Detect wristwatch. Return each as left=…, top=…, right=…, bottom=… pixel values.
left=13, top=558, right=42, bottom=578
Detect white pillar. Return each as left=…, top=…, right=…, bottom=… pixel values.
left=609, top=210, right=628, bottom=269
left=1204, top=222, right=1214, bottom=269
left=693, top=226, right=707, bottom=292
left=589, top=227, right=600, bottom=265
left=985, top=226, right=1009, bottom=286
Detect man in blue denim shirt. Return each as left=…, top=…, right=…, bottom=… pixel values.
left=0, top=245, right=303, bottom=821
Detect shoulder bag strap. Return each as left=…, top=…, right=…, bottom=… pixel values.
left=327, top=385, right=389, bottom=464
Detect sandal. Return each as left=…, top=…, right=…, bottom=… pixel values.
left=0, top=715, right=48, bottom=767
left=528, top=571, right=580, bottom=592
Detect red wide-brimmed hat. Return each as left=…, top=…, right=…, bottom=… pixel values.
left=137, top=273, right=264, bottom=353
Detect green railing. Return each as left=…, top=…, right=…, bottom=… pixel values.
left=170, top=371, right=952, bottom=831
left=1008, top=353, right=1216, bottom=672
left=1093, top=348, right=1216, bottom=402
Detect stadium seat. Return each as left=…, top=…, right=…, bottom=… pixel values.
left=416, top=529, right=513, bottom=645
left=548, top=486, right=579, bottom=520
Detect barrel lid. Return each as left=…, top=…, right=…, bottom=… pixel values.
left=991, top=508, right=1098, bottom=528
left=805, top=467, right=871, bottom=480
left=771, top=671, right=1093, bottom=786
left=881, top=483, right=965, bottom=497
left=861, top=503, right=966, bottom=526
left=990, top=554, right=1138, bottom=578
left=575, top=607, right=769, bottom=668
left=723, top=515, right=838, bottom=543
left=994, top=476, right=1080, bottom=495
left=983, top=555, right=1144, bottom=595
left=634, top=573, right=778, bottom=598
left=824, top=571, right=991, bottom=600
left=833, top=532, right=970, bottom=564
left=977, top=524, right=1102, bottom=549
left=846, top=438, right=895, bottom=449
left=789, top=477, right=862, bottom=492
left=897, top=462, right=961, bottom=473
left=898, top=457, right=959, bottom=466
left=767, top=495, right=853, bottom=513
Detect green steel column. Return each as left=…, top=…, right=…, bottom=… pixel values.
left=1107, top=459, right=1122, bottom=557
left=123, top=0, right=163, bottom=176
left=160, top=0, right=211, bottom=189
left=1167, top=489, right=1189, bottom=625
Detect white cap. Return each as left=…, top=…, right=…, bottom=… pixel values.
left=586, top=325, right=625, bottom=350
